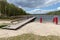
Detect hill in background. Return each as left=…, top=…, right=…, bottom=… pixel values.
left=0, top=0, right=29, bottom=17
left=47, top=10, right=60, bottom=15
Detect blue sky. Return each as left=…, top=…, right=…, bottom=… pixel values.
left=41, top=2, right=60, bottom=10
left=7, top=0, right=60, bottom=14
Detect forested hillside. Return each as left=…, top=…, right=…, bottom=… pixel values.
left=0, top=1, right=28, bottom=17
left=47, top=10, right=60, bottom=15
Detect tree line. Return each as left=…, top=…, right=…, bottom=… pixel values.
left=0, top=1, right=29, bottom=17
left=47, top=10, right=60, bottom=15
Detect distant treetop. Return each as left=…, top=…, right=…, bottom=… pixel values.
left=0, top=0, right=6, bottom=1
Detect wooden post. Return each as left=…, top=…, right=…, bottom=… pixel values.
left=55, top=17, right=58, bottom=24
left=53, top=16, right=58, bottom=24
left=40, top=17, right=42, bottom=23
left=53, top=17, right=55, bottom=23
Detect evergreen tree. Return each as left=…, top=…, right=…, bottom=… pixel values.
left=0, top=0, right=28, bottom=17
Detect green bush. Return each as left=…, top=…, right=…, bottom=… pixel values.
left=0, top=25, right=7, bottom=28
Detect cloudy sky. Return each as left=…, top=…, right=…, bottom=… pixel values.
left=7, top=0, right=60, bottom=14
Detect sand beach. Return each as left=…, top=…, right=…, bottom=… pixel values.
left=0, top=21, right=60, bottom=38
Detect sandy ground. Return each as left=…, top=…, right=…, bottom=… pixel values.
left=0, top=21, right=11, bottom=24
left=0, top=20, right=20, bottom=25
left=0, top=22, right=60, bottom=38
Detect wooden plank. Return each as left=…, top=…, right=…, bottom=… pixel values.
left=2, top=17, right=36, bottom=30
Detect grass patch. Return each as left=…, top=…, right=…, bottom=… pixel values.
left=0, top=34, right=60, bottom=40
left=0, top=25, right=7, bottom=28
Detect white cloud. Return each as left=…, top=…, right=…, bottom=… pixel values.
left=57, top=7, right=60, bottom=10
left=7, top=0, right=60, bottom=8
left=45, top=0, right=60, bottom=5
left=27, top=9, right=53, bottom=14
left=7, top=0, right=60, bottom=14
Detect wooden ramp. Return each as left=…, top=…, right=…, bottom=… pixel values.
left=2, top=17, right=36, bottom=30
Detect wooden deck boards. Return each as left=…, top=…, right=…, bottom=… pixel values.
left=1, top=17, right=36, bottom=30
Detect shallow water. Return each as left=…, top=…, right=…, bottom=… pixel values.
left=33, top=15, right=60, bottom=24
